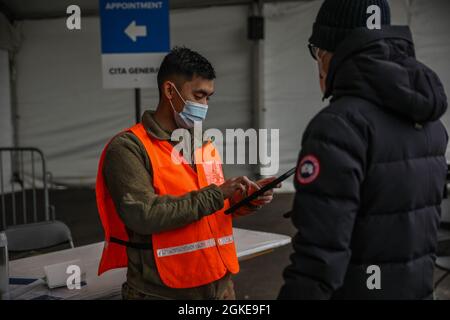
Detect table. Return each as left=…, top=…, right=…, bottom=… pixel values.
left=8, top=228, right=291, bottom=300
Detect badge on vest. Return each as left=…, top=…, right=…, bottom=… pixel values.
left=296, top=155, right=320, bottom=185
left=202, top=160, right=224, bottom=185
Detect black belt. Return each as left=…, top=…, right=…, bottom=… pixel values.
left=110, top=237, right=153, bottom=250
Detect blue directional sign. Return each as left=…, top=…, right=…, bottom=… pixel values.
left=99, top=0, right=170, bottom=88
left=99, top=0, right=170, bottom=54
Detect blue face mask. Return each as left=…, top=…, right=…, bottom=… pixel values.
left=169, top=84, right=209, bottom=129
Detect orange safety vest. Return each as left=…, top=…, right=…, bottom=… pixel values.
left=96, top=123, right=239, bottom=288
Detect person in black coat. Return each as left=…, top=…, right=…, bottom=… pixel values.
left=278, top=0, right=448, bottom=300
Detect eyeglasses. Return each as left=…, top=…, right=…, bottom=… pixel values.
left=308, top=43, right=319, bottom=60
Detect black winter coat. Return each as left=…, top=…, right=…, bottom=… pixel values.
left=278, top=26, right=448, bottom=300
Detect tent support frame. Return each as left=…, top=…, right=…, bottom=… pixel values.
left=250, top=0, right=265, bottom=178
left=9, top=51, right=19, bottom=148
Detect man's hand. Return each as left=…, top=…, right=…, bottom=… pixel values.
left=218, top=176, right=260, bottom=200
left=249, top=177, right=281, bottom=206
left=231, top=176, right=281, bottom=217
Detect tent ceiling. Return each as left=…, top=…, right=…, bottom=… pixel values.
left=0, top=0, right=307, bottom=21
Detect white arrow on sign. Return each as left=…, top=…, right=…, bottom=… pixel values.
left=125, top=21, right=147, bottom=42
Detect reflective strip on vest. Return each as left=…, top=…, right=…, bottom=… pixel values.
left=217, top=235, right=234, bottom=246
left=157, top=235, right=235, bottom=258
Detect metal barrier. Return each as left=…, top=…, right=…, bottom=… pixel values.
left=0, top=147, right=51, bottom=230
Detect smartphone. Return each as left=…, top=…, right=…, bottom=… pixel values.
left=224, top=167, right=296, bottom=215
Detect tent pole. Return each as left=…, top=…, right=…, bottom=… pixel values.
left=135, top=88, right=141, bottom=124
left=8, top=51, right=21, bottom=181
left=250, top=0, right=265, bottom=177
left=9, top=52, right=18, bottom=148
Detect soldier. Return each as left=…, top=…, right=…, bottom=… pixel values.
left=97, top=47, right=278, bottom=300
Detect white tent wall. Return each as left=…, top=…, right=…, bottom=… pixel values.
left=264, top=0, right=449, bottom=192
left=0, top=48, right=13, bottom=193
left=0, top=11, right=15, bottom=194
left=0, top=49, right=12, bottom=147
left=410, top=0, right=450, bottom=158
left=15, top=5, right=251, bottom=186
left=0, top=11, right=13, bottom=148
left=264, top=1, right=324, bottom=192
left=15, top=17, right=135, bottom=185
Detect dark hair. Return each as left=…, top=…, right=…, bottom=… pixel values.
left=157, top=46, right=216, bottom=93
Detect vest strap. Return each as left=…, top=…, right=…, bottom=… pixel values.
left=109, top=237, right=153, bottom=250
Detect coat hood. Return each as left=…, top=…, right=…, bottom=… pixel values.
left=325, top=26, right=447, bottom=123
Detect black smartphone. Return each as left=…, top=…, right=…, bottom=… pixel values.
left=224, top=167, right=296, bottom=215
